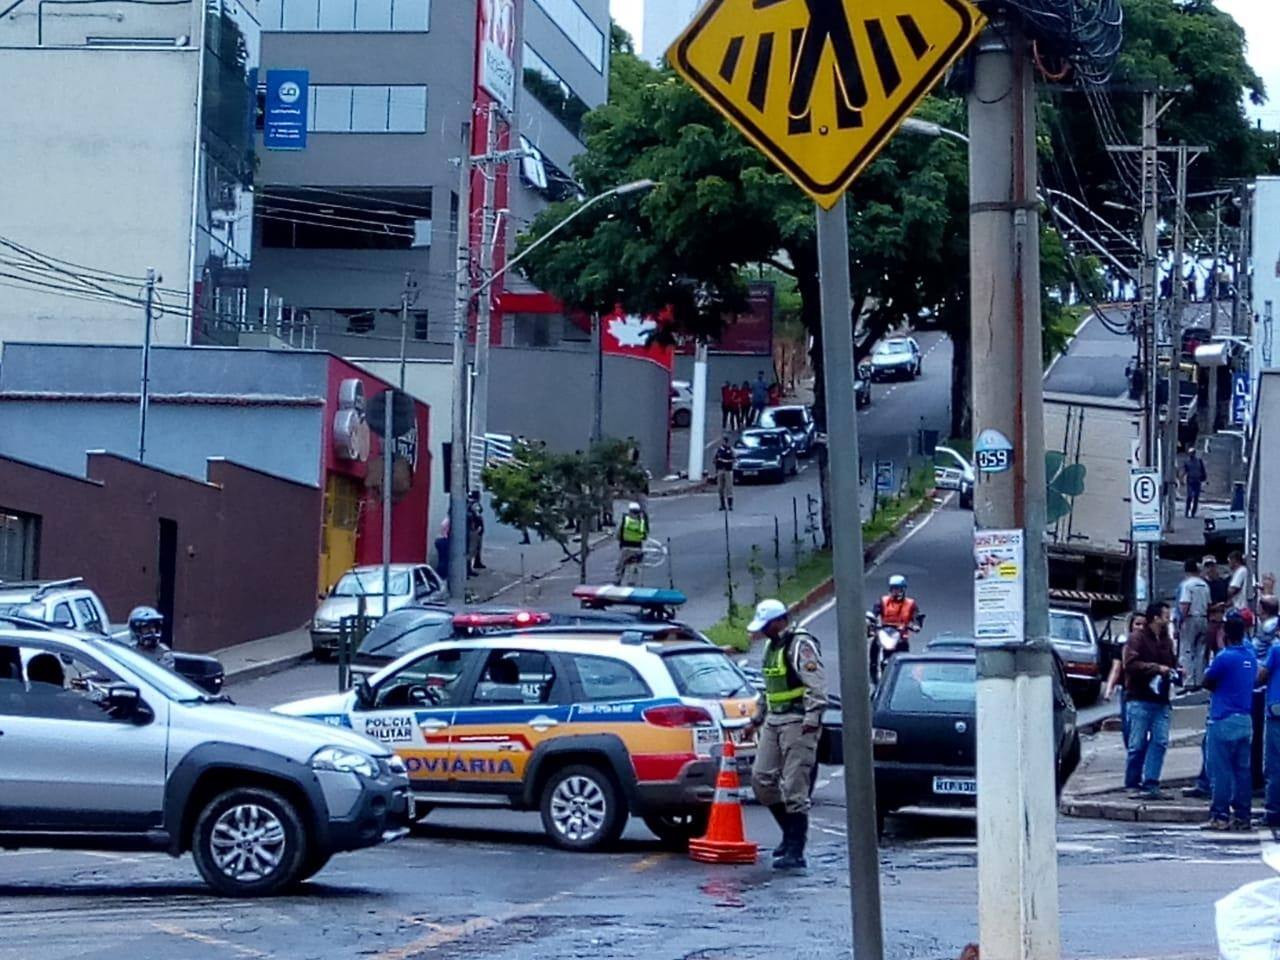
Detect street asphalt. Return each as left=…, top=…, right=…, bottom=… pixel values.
left=1044, top=308, right=1136, bottom=399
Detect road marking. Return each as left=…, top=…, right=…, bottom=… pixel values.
left=377, top=890, right=573, bottom=960
left=151, top=922, right=271, bottom=959
left=799, top=492, right=952, bottom=628
left=631, top=853, right=670, bottom=873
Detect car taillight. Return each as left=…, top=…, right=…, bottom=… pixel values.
left=872, top=728, right=898, bottom=745
left=643, top=704, right=714, bottom=727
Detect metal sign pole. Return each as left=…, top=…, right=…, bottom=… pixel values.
left=382, top=395, right=393, bottom=619
left=817, top=197, right=882, bottom=960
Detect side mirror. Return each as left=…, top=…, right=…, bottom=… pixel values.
left=355, top=677, right=374, bottom=709
left=865, top=610, right=877, bottom=625
left=105, top=683, right=151, bottom=723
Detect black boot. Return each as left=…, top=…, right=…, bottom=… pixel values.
left=728, top=497, right=734, bottom=511
left=768, top=804, right=788, bottom=858
left=773, top=813, right=808, bottom=871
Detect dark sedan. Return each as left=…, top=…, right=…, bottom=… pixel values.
left=871, top=645, right=1080, bottom=835
left=758, top=405, right=817, bottom=457
left=733, top=428, right=799, bottom=483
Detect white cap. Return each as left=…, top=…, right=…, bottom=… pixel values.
left=628, top=501, right=642, bottom=512
left=747, top=598, right=788, bottom=633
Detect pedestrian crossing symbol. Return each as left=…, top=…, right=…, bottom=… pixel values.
left=668, top=0, right=985, bottom=208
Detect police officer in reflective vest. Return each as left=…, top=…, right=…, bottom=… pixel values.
left=614, top=501, right=649, bottom=583
left=749, top=598, right=827, bottom=870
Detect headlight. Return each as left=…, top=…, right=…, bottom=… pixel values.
left=311, top=746, right=378, bottom=778
left=387, top=755, right=407, bottom=775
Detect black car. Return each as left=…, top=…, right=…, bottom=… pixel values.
left=871, top=643, right=1080, bottom=835
left=758, top=405, right=818, bottom=457
left=734, top=428, right=799, bottom=483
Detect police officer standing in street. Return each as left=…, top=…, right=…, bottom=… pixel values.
left=748, top=598, right=827, bottom=871
left=713, top=434, right=736, bottom=512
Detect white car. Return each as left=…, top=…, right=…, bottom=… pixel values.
left=312, top=564, right=447, bottom=660
left=670, top=380, right=693, bottom=428
left=868, top=337, right=923, bottom=381
left=0, top=578, right=112, bottom=635
left=933, top=446, right=974, bottom=509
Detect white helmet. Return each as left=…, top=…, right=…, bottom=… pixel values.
left=747, top=598, right=788, bottom=633
left=627, top=501, right=642, bottom=513
left=888, top=574, right=908, bottom=590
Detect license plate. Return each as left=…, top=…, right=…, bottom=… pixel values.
left=932, top=777, right=976, bottom=796
left=740, top=468, right=758, bottom=476
left=694, top=727, right=721, bottom=756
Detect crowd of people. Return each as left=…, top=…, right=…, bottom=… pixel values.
left=1103, top=552, right=1280, bottom=830
left=720, top=371, right=782, bottom=430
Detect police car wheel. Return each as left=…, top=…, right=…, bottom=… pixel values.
left=540, top=764, right=625, bottom=851
left=642, top=812, right=709, bottom=848
left=191, top=786, right=309, bottom=897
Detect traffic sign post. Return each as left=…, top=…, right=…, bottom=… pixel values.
left=1130, top=467, right=1162, bottom=544
left=668, top=3, right=985, bottom=956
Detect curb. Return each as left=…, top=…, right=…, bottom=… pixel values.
left=1058, top=793, right=1205, bottom=824
left=785, top=491, right=942, bottom=624
left=225, top=650, right=313, bottom=685
left=649, top=479, right=714, bottom=499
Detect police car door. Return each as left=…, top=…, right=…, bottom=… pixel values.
left=352, top=645, right=482, bottom=791
left=448, top=648, right=571, bottom=792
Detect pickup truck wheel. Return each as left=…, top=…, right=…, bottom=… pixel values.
left=540, top=764, right=626, bottom=851
left=192, top=786, right=309, bottom=896
left=643, top=811, right=709, bottom=848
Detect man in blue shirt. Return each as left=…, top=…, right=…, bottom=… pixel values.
left=1202, top=616, right=1258, bottom=830
left=1258, top=603, right=1280, bottom=830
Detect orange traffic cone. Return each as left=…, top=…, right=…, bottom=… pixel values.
left=688, top=739, right=758, bottom=864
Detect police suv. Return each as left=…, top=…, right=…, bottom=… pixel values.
left=276, top=624, right=761, bottom=850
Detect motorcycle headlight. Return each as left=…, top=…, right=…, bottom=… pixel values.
left=311, top=746, right=378, bottom=779
left=880, top=632, right=900, bottom=651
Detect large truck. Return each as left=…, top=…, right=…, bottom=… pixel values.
left=1043, top=391, right=1143, bottom=608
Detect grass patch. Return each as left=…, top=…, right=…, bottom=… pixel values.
left=706, top=470, right=936, bottom=651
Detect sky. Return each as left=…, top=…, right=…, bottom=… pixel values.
left=609, top=0, right=1279, bottom=130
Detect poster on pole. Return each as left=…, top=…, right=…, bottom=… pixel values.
left=974, top=529, right=1025, bottom=642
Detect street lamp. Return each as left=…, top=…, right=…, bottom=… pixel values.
left=900, top=117, right=969, bottom=143
left=471, top=179, right=658, bottom=299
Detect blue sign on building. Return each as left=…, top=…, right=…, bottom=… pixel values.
left=1232, top=371, right=1250, bottom=426
left=264, top=69, right=308, bottom=150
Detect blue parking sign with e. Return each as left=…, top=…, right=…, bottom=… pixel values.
left=265, top=70, right=308, bottom=150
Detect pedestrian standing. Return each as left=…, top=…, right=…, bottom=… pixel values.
left=767, top=380, right=782, bottom=407
left=1201, top=615, right=1258, bottom=830
left=1257, top=596, right=1280, bottom=660
left=1203, top=555, right=1229, bottom=653
left=1228, top=550, right=1252, bottom=614
left=466, top=490, right=486, bottom=576
left=750, top=371, right=768, bottom=426
left=1124, top=601, right=1179, bottom=799
left=713, top=434, right=736, bottom=512
left=1105, top=611, right=1147, bottom=748
left=1175, top=558, right=1211, bottom=687
left=720, top=381, right=733, bottom=429
left=1182, top=449, right=1208, bottom=519
left=614, top=501, right=649, bottom=584
left=1257, top=600, right=1280, bottom=832
left=748, top=598, right=827, bottom=871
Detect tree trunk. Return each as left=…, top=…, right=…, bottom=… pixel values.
left=948, top=318, right=971, bottom=441
left=792, top=244, right=833, bottom=549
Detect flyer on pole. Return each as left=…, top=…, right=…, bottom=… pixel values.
left=973, top=529, right=1025, bottom=642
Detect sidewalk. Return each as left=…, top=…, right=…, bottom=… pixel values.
left=1060, top=694, right=1218, bottom=824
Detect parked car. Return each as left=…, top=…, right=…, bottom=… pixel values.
left=868, top=337, right=923, bottom=382
left=1204, top=508, right=1246, bottom=547
left=758, top=405, right=818, bottom=457
left=1048, top=608, right=1102, bottom=704
left=276, top=628, right=761, bottom=850
left=932, top=446, right=974, bottom=510
left=733, top=428, right=799, bottom=483
left=0, top=624, right=410, bottom=895
left=670, top=379, right=693, bottom=428
left=873, top=642, right=1080, bottom=835
left=0, top=578, right=224, bottom=694
left=312, top=564, right=448, bottom=660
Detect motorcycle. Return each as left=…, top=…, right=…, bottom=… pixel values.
left=866, top=610, right=925, bottom=686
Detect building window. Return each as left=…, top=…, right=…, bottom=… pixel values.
left=523, top=44, right=590, bottom=139
left=413, top=311, right=429, bottom=340
left=530, top=0, right=604, bottom=71
left=303, top=85, right=427, bottom=133
left=261, top=0, right=428, bottom=31
left=257, top=187, right=432, bottom=249
left=0, top=509, right=39, bottom=581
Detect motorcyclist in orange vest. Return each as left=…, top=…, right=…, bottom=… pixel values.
left=873, top=574, right=920, bottom=630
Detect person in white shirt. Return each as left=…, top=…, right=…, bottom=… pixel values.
left=1228, top=551, right=1251, bottom=614
left=1177, top=558, right=1212, bottom=687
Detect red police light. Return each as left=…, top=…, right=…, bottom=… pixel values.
left=452, top=611, right=552, bottom=630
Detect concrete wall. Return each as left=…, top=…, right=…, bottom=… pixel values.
left=674, top=353, right=776, bottom=394
left=1250, top=371, right=1280, bottom=584
left=346, top=357, right=452, bottom=543
left=0, top=344, right=328, bottom=485
left=0, top=49, right=198, bottom=348
left=487, top=346, right=669, bottom=475
left=1252, top=178, right=1280, bottom=397
left=0, top=452, right=319, bottom=653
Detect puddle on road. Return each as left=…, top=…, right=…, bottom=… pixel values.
left=698, top=878, right=748, bottom=909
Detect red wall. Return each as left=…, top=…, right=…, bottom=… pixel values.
left=322, top=357, right=431, bottom=566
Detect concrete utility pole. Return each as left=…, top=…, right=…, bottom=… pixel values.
left=470, top=102, right=500, bottom=485
left=448, top=123, right=474, bottom=601
left=967, top=26, right=1061, bottom=959
left=592, top=312, right=604, bottom=443
left=398, top=271, right=413, bottom=391
left=137, top=267, right=157, bottom=462
left=687, top=340, right=709, bottom=481
left=816, top=196, right=882, bottom=960
left=1235, top=190, right=1252, bottom=339
left=1137, top=89, right=1160, bottom=606
left=1165, top=144, right=1189, bottom=519
left=1210, top=196, right=1223, bottom=332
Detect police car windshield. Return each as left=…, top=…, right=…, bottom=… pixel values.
left=664, top=651, right=753, bottom=699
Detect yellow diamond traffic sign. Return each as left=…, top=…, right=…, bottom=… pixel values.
left=668, top=0, right=986, bottom=208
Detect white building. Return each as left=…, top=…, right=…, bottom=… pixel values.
left=0, top=0, right=260, bottom=349
left=641, top=0, right=698, bottom=65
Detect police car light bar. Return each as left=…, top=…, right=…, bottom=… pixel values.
left=452, top=611, right=552, bottom=629
left=572, top=585, right=687, bottom=609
